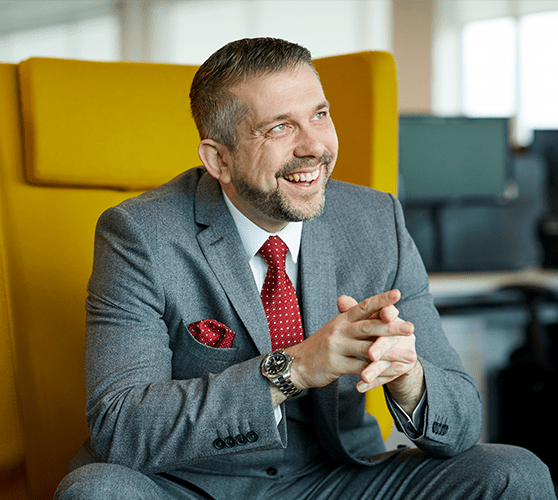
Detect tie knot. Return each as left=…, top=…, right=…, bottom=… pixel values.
left=258, top=236, right=288, bottom=272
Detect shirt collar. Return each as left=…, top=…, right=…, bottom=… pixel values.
left=222, top=191, right=303, bottom=263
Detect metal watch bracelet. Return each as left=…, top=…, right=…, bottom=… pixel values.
left=273, top=374, right=302, bottom=399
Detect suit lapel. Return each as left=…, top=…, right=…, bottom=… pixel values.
left=194, top=174, right=271, bottom=355
left=298, top=217, right=338, bottom=338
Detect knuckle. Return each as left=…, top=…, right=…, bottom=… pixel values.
left=361, top=319, right=380, bottom=337
left=393, top=363, right=405, bottom=376
left=360, top=358, right=370, bottom=372
left=361, top=297, right=374, bottom=313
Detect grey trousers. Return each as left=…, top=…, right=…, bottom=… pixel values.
left=54, top=443, right=556, bottom=500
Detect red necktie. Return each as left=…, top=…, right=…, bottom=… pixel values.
left=258, top=236, right=304, bottom=350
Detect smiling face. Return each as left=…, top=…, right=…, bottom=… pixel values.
left=200, top=64, right=338, bottom=233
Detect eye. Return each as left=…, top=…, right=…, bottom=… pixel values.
left=271, top=123, right=287, bottom=132
left=313, top=111, right=328, bottom=121
left=266, top=122, right=291, bottom=138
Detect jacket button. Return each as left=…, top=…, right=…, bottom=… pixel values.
left=224, top=436, right=236, bottom=448
left=246, top=431, right=259, bottom=443
left=213, top=438, right=226, bottom=450
left=266, top=467, right=278, bottom=476
left=235, top=434, right=247, bottom=445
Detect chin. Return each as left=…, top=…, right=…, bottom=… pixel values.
left=279, top=193, right=326, bottom=222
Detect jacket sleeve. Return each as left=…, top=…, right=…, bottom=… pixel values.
left=388, top=193, right=483, bottom=457
left=84, top=205, right=286, bottom=473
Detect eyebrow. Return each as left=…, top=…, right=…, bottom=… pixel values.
left=254, top=100, right=330, bottom=133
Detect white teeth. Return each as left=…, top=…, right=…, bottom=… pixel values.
left=285, top=170, right=319, bottom=183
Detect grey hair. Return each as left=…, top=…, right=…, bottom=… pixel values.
left=189, top=37, right=315, bottom=151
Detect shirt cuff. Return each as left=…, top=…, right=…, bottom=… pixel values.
left=386, top=390, right=427, bottom=439
left=274, top=404, right=282, bottom=425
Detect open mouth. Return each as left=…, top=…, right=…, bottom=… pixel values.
left=283, top=169, right=320, bottom=183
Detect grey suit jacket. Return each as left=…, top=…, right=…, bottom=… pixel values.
left=83, top=167, right=482, bottom=475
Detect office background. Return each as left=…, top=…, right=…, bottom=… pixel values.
left=1, top=0, right=557, bottom=474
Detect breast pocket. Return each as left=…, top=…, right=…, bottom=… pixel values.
left=172, top=320, right=239, bottom=379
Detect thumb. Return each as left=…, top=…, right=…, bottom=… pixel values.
left=337, top=294, right=358, bottom=314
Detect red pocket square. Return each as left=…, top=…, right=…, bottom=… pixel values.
left=188, top=319, right=235, bottom=348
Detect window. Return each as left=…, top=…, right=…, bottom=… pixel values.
left=519, top=10, right=558, bottom=131
left=462, top=17, right=516, bottom=118
left=462, top=10, right=558, bottom=143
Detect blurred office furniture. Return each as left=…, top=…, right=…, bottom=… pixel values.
left=0, top=51, right=398, bottom=499
left=408, top=123, right=557, bottom=479
left=495, top=284, right=557, bottom=479
left=423, top=145, right=557, bottom=481
left=399, top=116, right=515, bottom=273
left=429, top=271, right=558, bottom=480
left=403, top=148, right=546, bottom=274
left=533, top=130, right=558, bottom=268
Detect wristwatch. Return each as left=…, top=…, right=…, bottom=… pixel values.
left=261, top=349, right=302, bottom=400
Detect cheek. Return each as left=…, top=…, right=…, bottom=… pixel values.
left=255, top=149, right=290, bottom=179
left=327, top=124, right=339, bottom=155
left=236, top=153, right=283, bottom=189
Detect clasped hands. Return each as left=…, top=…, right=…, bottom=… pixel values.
left=285, top=289, right=425, bottom=414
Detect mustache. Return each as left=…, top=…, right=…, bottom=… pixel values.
left=275, top=151, right=333, bottom=179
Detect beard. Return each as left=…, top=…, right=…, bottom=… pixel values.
left=232, top=151, right=334, bottom=224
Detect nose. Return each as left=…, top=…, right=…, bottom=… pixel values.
left=293, top=125, right=325, bottom=158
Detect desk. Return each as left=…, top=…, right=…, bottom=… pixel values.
left=428, top=267, right=558, bottom=313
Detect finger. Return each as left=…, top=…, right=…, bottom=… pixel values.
left=361, top=342, right=417, bottom=382
left=369, top=346, right=417, bottom=365
left=359, top=318, right=414, bottom=338
left=337, top=295, right=358, bottom=314
left=378, top=305, right=399, bottom=323
left=358, top=357, right=414, bottom=392
left=368, top=305, right=398, bottom=322
left=356, top=359, right=391, bottom=392
left=344, top=289, right=401, bottom=323
left=367, top=335, right=398, bottom=362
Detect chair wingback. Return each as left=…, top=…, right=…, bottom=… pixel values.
left=316, top=51, right=398, bottom=196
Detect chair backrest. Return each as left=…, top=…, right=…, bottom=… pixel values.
left=0, top=52, right=397, bottom=499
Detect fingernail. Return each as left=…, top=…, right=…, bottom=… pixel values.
left=356, top=381, right=368, bottom=393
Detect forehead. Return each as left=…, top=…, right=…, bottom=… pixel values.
left=229, top=65, right=326, bottom=123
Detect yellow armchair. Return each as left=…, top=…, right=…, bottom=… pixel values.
left=0, top=51, right=397, bottom=500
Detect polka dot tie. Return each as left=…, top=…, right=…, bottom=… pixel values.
left=258, top=236, right=304, bottom=350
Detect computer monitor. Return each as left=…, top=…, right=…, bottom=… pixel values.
left=398, top=116, right=514, bottom=272
left=532, top=129, right=558, bottom=157
left=398, top=116, right=512, bottom=206
left=532, top=129, right=558, bottom=214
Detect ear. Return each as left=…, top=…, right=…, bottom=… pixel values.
left=198, top=139, right=234, bottom=184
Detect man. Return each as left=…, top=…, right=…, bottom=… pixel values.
left=55, top=38, right=555, bottom=499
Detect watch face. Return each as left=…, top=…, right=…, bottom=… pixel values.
left=265, top=353, right=287, bottom=376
